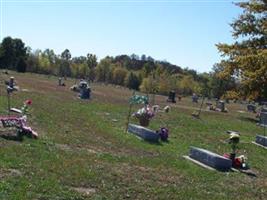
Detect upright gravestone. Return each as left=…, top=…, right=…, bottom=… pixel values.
left=216, top=100, right=225, bottom=112
left=80, top=87, right=91, bottom=99
left=167, top=91, right=176, bottom=103
left=247, top=104, right=256, bottom=113
left=192, top=93, right=198, bottom=103
left=259, top=111, right=267, bottom=127
left=58, top=78, right=63, bottom=86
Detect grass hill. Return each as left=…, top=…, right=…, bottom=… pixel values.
left=0, top=72, right=266, bottom=200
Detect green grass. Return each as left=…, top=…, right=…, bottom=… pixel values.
left=0, top=72, right=266, bottom=199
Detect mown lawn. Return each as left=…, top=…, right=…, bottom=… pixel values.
left=0, top=72, right=266, bottom=200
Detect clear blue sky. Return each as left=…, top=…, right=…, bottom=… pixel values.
left=0, top=0, right=244, bottom=72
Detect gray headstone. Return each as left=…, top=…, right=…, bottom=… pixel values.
left=247, top=104, right=256, bottom=112
left=128, top=124, right=159, bottom=142
left=80, top=87, right=91, bottom=99
left=189, top=147, right=232, bottom=171
left=216, top=101, right=225, bottom=112
left=259, top=112, right=267, bottom=126
left=255, top=135, right=267, bottom=147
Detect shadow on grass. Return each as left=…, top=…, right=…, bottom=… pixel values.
left=238, top=116, right=258, bottom=123
left=0, top=134, right=23, bottom=142
left=143, top=140, right=163, bottom=146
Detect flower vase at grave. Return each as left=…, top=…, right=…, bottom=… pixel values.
left=139, top=116, right=150, bottom=127
left=230, top=153, right=236, bottom=166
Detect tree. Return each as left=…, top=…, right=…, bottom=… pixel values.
left=96, top=57, right=112, bottom=82
left=16, top=58, right=27, bottom=72
left=87, top=53, right=97, bottom=82
left=59, top=49, right=72, bottom=77
left=216, top=0, right=267, bottom=100
left=0, top=37, right=27, bottom=70
left=61, top=49, right=71, bottom=61
left=112, top=67, right=127, bottom=85
left=125, top=72, right=140, bottom=90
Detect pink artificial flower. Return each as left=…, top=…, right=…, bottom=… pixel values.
left=25, top=99, right=32, bottom=105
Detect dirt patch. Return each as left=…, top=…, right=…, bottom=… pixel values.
left=71, top=187, right=96, bottom=196
left=0, top=168, right=22, bottom=179
left=55, top=143, right=99, bottom=154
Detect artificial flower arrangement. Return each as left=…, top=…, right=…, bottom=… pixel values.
left=223, top=133, right=248, bottom=169
left=157, top=127, right=169, bottom=141
left=2, top=99, right=38, bottom=139
left=21, top=99, right=32, bottom=115
left=133, top=105, right=155, bottom=127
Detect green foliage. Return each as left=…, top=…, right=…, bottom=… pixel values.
left=216, top=0, right=267, bottom=100
left=16, top=58, right=27, bottom=73
left=0, top=37, right=218, bottom=96
left=0, top=37, right=27, bottom=70
left=124, top=72, right=140, bottom=90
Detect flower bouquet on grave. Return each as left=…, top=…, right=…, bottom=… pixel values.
left=156, top=127, right=169, bottom=141
left=223, top=133, right=249, bottom=169
left=133, top=105, right=155, bottom=127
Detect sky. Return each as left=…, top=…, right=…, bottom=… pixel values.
left=0, top=0, right=245, bottom=72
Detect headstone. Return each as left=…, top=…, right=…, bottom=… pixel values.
left=80, top=87, right=91, bottom=99
left=216, top=100, right=226, bottom=112
left=58, top=78, right=65, bottom=86
left=259, top=112, right=267, bottom=127
left=247, top=104, right=256, bottom=113
left=189, top=147, right=232, bottom=171
left=255, top=135, right=267, bottom=147
left=128, top=123, right=159, bottom=142
left=192, top=93, right=198, bottom=103
left=167, top=91, right=176, bottom=103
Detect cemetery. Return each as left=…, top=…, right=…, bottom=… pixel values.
left=0, top=71, right=266, bottom=199
left=0, top=0, right=266, bottom=199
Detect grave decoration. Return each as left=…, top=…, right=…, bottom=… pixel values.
left=223, top=133, right=249, bottom=169
left=132, top=105, right=155, bottom=127
left=207, top=100, right=228, bottom=113
left=167, top=90, right=176, bottom=103
left=126, top=93, right=170, bottom=142
left=0, top=99, right=38, bottom=139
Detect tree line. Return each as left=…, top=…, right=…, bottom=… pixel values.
left=0, top=36, right=230, bottom=98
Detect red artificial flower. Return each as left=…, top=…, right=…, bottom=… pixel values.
left=25, top=99, right=32, bottom=105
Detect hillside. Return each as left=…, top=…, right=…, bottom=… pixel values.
left=0, top=72, right=266, bottom=200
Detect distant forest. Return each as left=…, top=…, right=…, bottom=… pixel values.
left=0, top=36, right=237, bottom=99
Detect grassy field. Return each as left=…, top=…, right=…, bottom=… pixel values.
left=0, top=72, right=266, bottom=200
